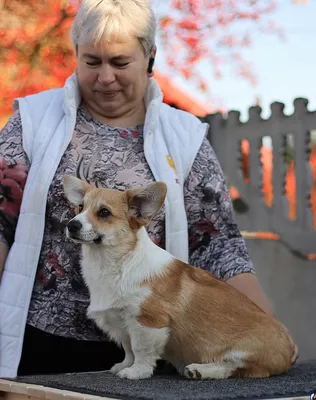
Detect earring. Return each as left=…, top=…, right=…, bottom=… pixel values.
left=148, top=58, right=155, bottom=74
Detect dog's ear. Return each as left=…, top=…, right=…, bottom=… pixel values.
left=126, top=182, right=167, bottom=226
left=63, top=175, right=91, bottom=206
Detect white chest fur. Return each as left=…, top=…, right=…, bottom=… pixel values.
left=80, top=227, right=173, bottom=339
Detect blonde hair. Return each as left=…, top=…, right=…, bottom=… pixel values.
left=71, top=0, right=156, bottom=56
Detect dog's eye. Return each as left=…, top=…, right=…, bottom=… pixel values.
left=98, top=208, right=111, bottom=218
left=78, top=204, right=84, bottom=213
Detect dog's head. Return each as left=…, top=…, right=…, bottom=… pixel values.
left=63, top=176, right=167, bottom=249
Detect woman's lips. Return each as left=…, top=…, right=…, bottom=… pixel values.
left=96, top=90, right=119, bottom=98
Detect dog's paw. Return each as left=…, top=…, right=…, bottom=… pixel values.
left=110, top=360, right=133, bottom=374
left=184, top=363, right=234, bottom=380
left=184, top=364, right=203, bottom=380
left=117, top=365, right=153, bottom=380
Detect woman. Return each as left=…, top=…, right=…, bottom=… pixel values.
left=0, top=0, right=294, bottom=378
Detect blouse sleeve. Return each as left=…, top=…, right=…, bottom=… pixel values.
left=184, top=137, right=255, bottom=281
left=0, top=110, right=29, bottom=247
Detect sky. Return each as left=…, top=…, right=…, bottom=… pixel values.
left=155, top=1, right=316, bottom=122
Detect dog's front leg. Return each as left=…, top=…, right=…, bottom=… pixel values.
left=110, top=337, right=134, bottom=374
left=118, top=323, right=169, bottom=380
left=90, top=311, right=135, bottom=374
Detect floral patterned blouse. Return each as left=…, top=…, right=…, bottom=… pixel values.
left=0, top=106, right=254, bottom=341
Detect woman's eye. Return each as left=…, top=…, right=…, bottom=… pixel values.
left=115, top=63, right=129, bottom=68
left=86, top=62, right=100, bottom=67
left=78, top=204, right=84, bottom=213
left=98, top=208, right=111, bottom=218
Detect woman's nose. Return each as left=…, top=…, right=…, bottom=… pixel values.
left=98, top=64, right=116, bottom=85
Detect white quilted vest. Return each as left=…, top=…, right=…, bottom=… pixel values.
left=0, top=74, right=208, bottom=377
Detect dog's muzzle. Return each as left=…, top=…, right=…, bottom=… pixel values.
left=67, top=219, right=82, bottom=235
left=67, top=219, right=103, bottom=244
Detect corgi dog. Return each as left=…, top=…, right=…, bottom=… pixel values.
left=63, top=176, right=296, bottom=380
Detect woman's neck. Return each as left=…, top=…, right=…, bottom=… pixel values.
left=81, top=100, right=146, bottom=128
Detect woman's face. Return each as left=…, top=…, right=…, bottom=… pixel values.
left=77, top=36, right=150, bottom=120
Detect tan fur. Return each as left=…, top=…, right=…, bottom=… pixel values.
left=139, top=260, right=294, bottom=378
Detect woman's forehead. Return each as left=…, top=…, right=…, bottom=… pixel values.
left=78, top=37, right=144, bottom=58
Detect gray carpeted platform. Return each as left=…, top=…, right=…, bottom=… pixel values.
left=14, top=360, right=316, bottom=400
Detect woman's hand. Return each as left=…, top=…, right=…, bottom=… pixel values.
left=226, top=272, right=274, bottom=315
left=0, top=241, right=9, bottom=281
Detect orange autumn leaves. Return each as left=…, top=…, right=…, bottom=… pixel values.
left=0, top=0, right=77, bottom=126
left=159, top=0, right=283, bottom=90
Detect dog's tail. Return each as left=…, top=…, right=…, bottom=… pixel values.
left=280, top=322, right=298, bottom=366
left=286, top=326, right=298, bottom=365
left=290, top=340, right=299, bottom=365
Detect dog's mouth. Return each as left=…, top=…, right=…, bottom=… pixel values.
left=67, top=233, right=84, bottom=242
left=67, top=231, right=103, bottom=245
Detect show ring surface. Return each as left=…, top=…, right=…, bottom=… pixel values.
left=0, top=360, right=315, bottom=400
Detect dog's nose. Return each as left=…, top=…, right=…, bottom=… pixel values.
left=68, top=220, right=82, bottom=233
